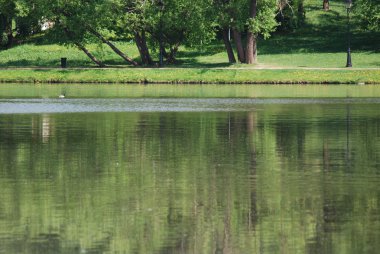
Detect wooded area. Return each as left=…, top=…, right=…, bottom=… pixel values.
left=0, top=0, right=379, bottom=67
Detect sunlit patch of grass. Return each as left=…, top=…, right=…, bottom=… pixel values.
left=0, top=68, right=379, bottom=84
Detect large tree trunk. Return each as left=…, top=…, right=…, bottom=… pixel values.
left=88, top=27, right=138, bottom=66
left=167, top=44, right=179, bottom=64
left=3, top=18, right=14, bottom=49
left=232, top=29, right=245, bottom=63
left=135, top=31, right=153, bottom=65
left=222, top=28, right=236, bottom=64
left=323, top=0, right=329, bottom=11
left=162, top=44, right=180, bottom=64
left=246, top=33, right=257, bottom=64
left=75, top=42, right=105, bottom=67
left=246, top=0, right=258, bottom=64
left=6, top=32, right=14, bottom=49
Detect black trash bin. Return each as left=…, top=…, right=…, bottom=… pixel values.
left=61, top=58, right=67, bottom=68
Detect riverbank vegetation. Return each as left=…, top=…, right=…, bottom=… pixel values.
left=0, top=0, right=379, bottom=84
left=2, top=83, right=380, bottom=98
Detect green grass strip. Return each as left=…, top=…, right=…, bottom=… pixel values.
left=2, top=83, right=380, bottom=98
left=0, top=68, right=379, bottom=84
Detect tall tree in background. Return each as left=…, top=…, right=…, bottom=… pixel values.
left=276, top=0, right=305, bottom=31
left=323, top=0, right=329, bottom=11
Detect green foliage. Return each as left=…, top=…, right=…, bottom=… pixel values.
left=0, top=0, right=379, bottom=66
left=0, top=0, right=41, bottom=45
left=276, top=0, right=306, bottom=31
left=37, top=0, right=99, bottom=45
left=216, top=0, right=278, bottom=39
left=354, top=0, right=380, bottom=31
left=247, top=1, right=278, bottom=39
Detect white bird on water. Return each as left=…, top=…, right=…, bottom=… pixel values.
left=59, top=94, right=65, bottom=98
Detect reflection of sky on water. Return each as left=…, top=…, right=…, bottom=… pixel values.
left=1, top=98, right=380, bottom=114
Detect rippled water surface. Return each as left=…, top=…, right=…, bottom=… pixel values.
left=0, top=97, right=379, bottom=253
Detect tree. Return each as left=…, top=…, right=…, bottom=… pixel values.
left=150, top=0, right=216, bottom=63
left=0, top=0, right=15, bottom=48
left=213, top=0, right=236, bottom=63
left=276, top=0, right=305, bottom=31
left=40, top=0, right=106, bottom=67
left=222, top=0, right=277, bottom=64
left=246, top=0, right=258, bottom=64
left=108, top=0, right=155, bottom=65
left=0, top=0, right=40, bottom=48
left=36, top=0, right=138, bottom=67
left=110, top=0, right=216, bottom=65
left=323, top=0, right=329, bottom=11
left=354, top=0, right=380, bottom=32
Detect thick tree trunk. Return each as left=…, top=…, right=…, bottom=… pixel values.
left=161, top=44, right=179, bottom=64
left=246, top=0, right=258, bottom=64
left=222, top=28, right=236, bottom=64
left=75, top=42, right=105, bottom=67
left=232, top=29, right=245, bottom=63
left=298, top=1, right=306, bottom=24
left=3, top=18, right=14, bottom=49
left=6, top=32, right=14, bottom=49
left=135, top=31, right=153, bottom=65
left=88, top=27, right=138, bottom=66
left=167, top=44, right=180, bottom=64
left=246, top=33, right=257, bottom=64
left=323, top=0, right=329, bottom=11
left=162, top=47, right=169, bottom=59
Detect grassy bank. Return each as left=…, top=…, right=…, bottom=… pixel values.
left=0, top=68, right=379, bottom=84
left=2, top=83, right=380, bottom=98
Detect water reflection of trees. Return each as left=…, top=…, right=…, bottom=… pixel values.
left=0, top=104, right=379, bottom=253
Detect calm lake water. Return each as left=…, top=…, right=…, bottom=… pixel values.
left=0, top=90, right=380, bottom=253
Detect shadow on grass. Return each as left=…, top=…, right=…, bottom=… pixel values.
left=176, top=44, right=226, bottom=58
left=167, top=59, right=232, bottom=68
left=260, top=6, right=380, bottom=55
left=0, top=58, right=139, bottom=68
left=0, top=59, right=94, bottom=68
